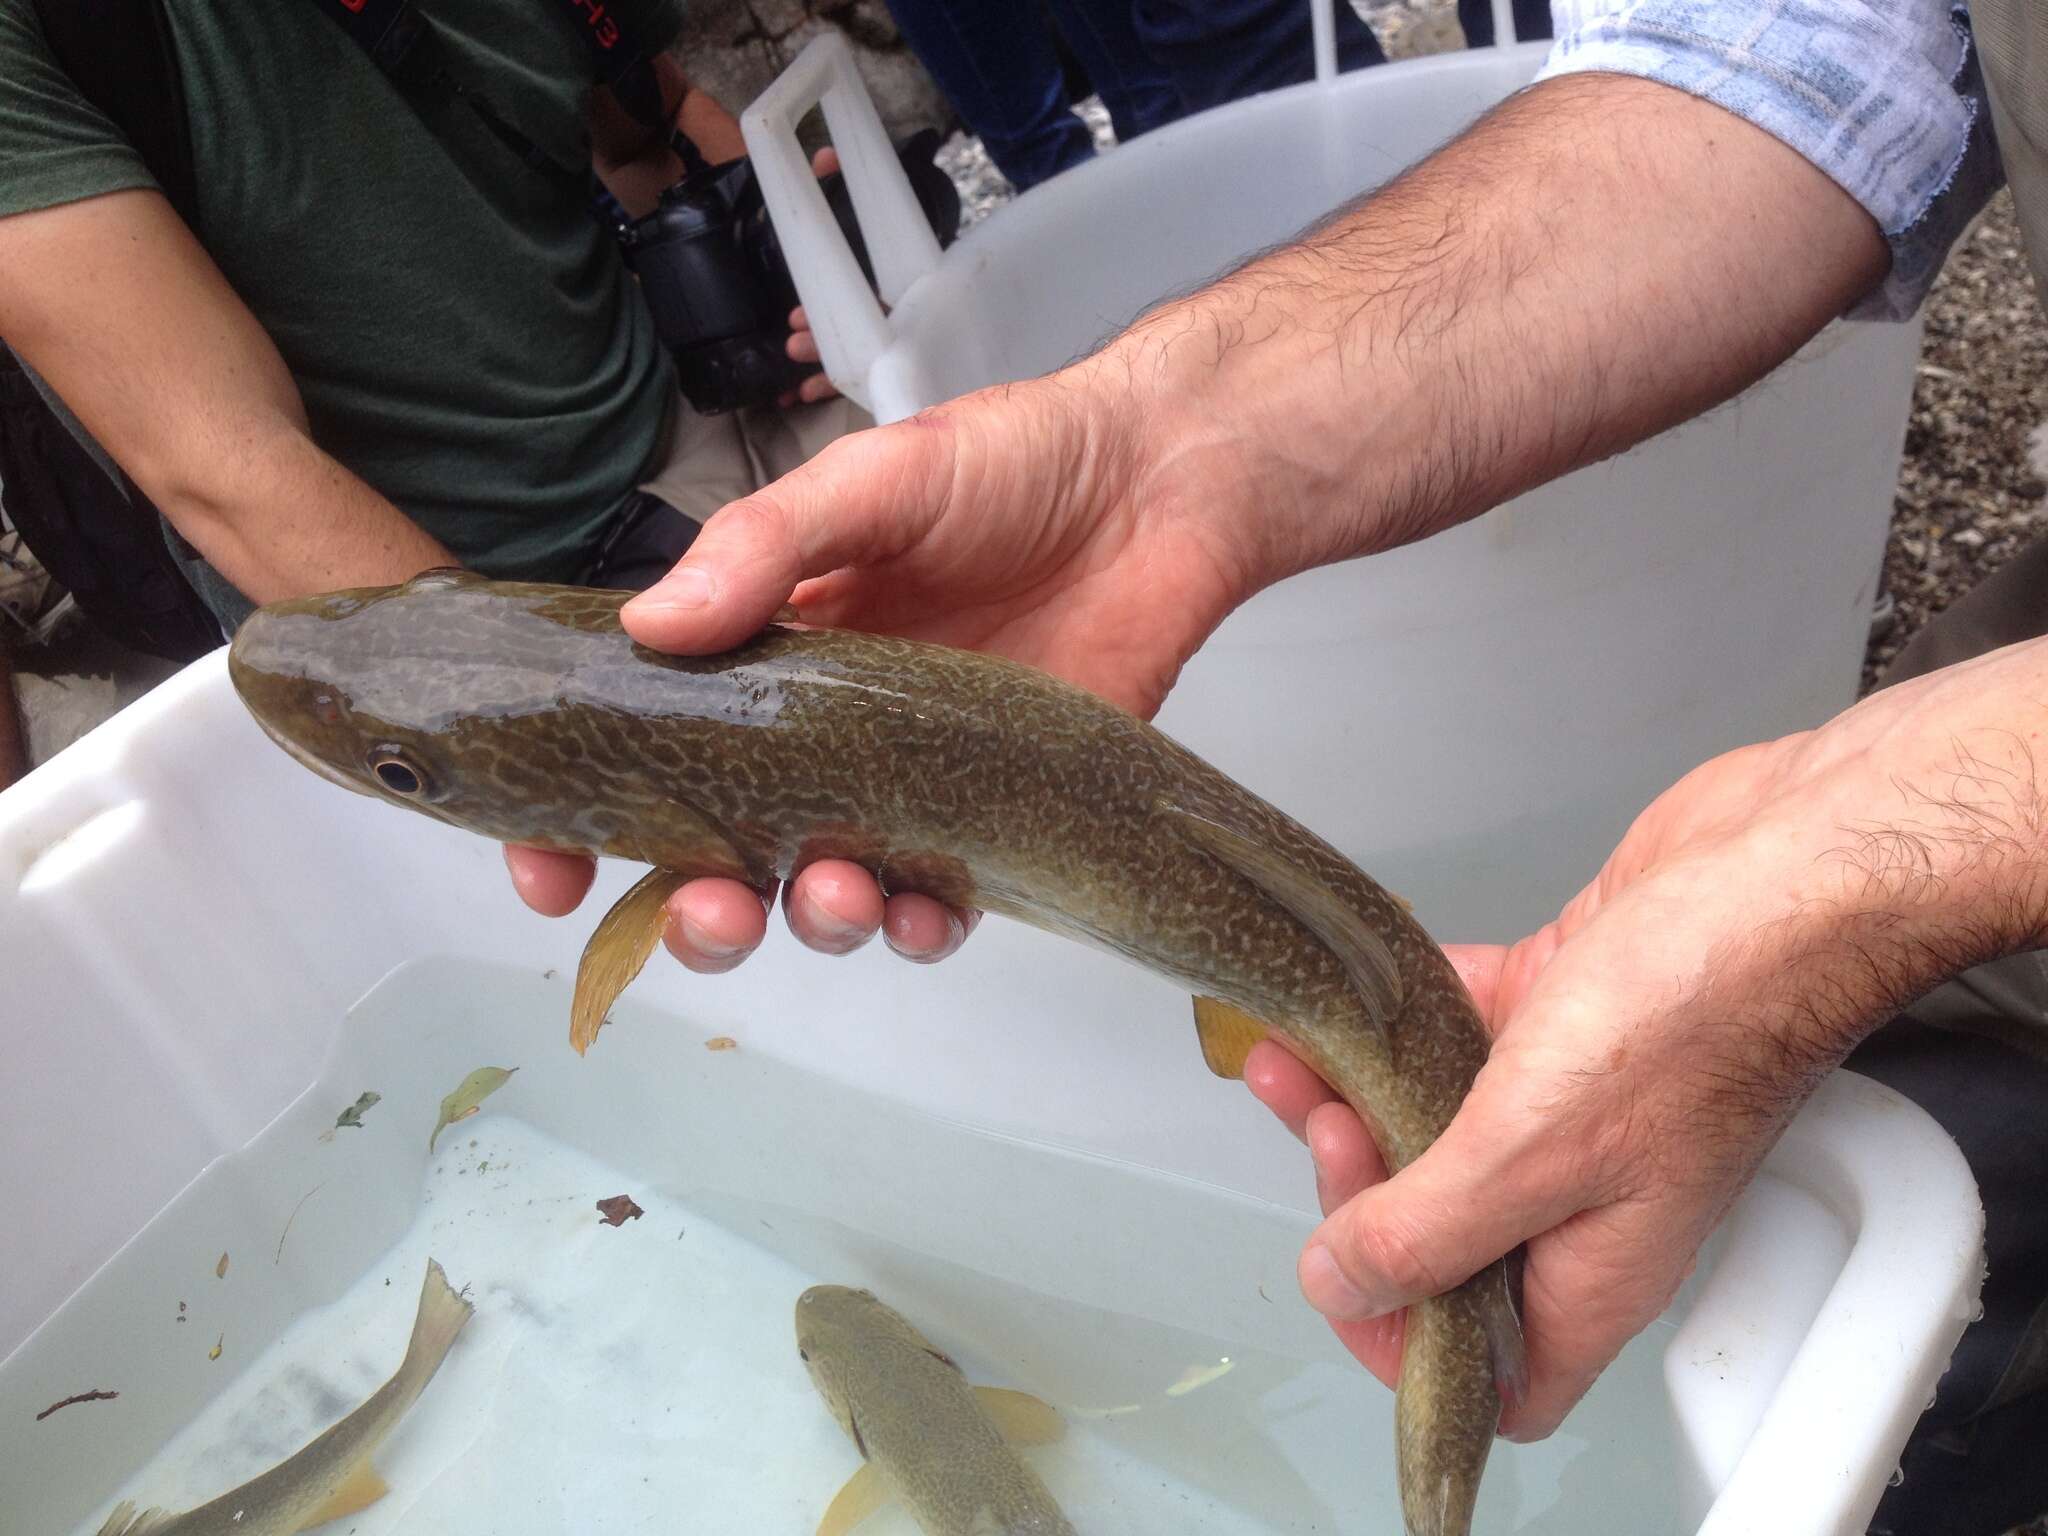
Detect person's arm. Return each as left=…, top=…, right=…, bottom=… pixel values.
left=588, top=55, right=745, bottom=218
left=508, top=71, right=1888, bottom=960
left=0, top=189, right=454, bottom=602
left=1248, top=633, right=2048, bottom=1436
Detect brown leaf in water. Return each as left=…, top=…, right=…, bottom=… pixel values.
left=215, top=1252, right=229, bottom=1280
left=704, top=1036, right=737, bottom=1052
left=36, top=1389, right=117, bottom=1421
left=596, top=1195, right=644, bottom=1227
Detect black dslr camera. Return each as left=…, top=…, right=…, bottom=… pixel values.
left=619, top=131, right=960, bottom=415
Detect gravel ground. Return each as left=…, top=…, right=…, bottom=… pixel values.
left=1865, top=192, right=2048, bottom=691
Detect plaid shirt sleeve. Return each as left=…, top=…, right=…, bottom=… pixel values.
left=1536, top=0, right=2006, bottom=318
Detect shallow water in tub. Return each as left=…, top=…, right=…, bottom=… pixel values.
left=10, top=958, right=1679, bottom=1535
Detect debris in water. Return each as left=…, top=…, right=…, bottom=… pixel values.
left=176, top=1301, right=187, bottom=1323
left=596, top=1194, right=644, bottom=1226
left=543, top=967, right=558, bottom=980
left=1164, top=1357, right=1235, bottom=1397
left=215, top=1252, right=229, bottom=1280
left=334, top=1091, right=381, bottom=1131
left=430, top=1066, right=518, bottom=1152
left=36, top=1389, right=118, bottom=1421
left=704, top=1035, right=737, bottom=1051
left=209, top=1334, right=223, bottom=1362
left=275, top=1183, right=326, bottom=1265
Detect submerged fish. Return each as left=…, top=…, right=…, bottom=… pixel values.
left=229, top=572, right=1524, bottom=1535
left=796, top=1285, right=1073, bottom=1536
left=97, top=1259, right=472, bottom=1536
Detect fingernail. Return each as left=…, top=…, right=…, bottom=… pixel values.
left=677, top=914, right=743, bottom=961
left=884, top=908, right=965, bottom=965
left=1300, top=1243, right=1376, bottom=1321
left=798, top=889, right=871, bottom=954
left=639, top=565, right=715, bottom=610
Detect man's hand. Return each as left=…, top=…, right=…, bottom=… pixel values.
left=509, top=74, right=1887, bottom=971
left=1250, top=638, right=2048, bottom=1439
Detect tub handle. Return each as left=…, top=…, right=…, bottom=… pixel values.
left=741, top=31, right=943, bottom=412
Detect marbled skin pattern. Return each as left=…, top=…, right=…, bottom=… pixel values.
left=796, top=1286, right=1076, bottom=1535
left=229, top=572, right=1518, bottom=1536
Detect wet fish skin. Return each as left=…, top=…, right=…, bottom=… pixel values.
left=796, top=1285, right=1075, bottom=1536
left=229, top=572, right=1523, bottom=1535
left=96, top=1259, right=472, bottom=1536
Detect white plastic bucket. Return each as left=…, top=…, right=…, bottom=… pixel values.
left=0, top=666, right=1987, bottom=1533
left=743, top=28, right=1925, bottom=942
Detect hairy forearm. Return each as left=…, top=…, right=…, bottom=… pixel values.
left=144, top=410, right=455, bottom=604
left=1107, top=73, right=1890, bottom=590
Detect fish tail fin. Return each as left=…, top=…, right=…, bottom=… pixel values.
left=1393, top=1255, right=1524, bottom=1536
left=399, top=1258, right=475, bottom=1388
left=96, top=1502, right=174, bottom=1536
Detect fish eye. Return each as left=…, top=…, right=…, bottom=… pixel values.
left=367, top=748, right=430, bottom=797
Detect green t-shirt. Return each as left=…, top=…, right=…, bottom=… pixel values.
left=0, top=0, right=683, bottom=586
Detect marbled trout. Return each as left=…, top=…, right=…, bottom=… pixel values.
left=796, top=1285, right=1075, bottom=1535
left=97, top=1260, right=472, bottom=1535
left=228, top=570, right=1525, bottom=1536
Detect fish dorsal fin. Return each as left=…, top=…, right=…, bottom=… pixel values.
left=1163, top=805, right=1402, bottom=1051
left=974, top=1386, right=1065, bottom=1447
left=299, top=1457, right=388, bottom=1529
left=1192, top=997, right=1269, bottom=1079
left=571, top=867, right=692, bottom=1054
left=816, top=1461, right=886, bottom=1536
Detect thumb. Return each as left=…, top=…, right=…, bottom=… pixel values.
left=1298, top=1102, right=1569, bottom=1323
left=622, top=421, right=950, bottom=654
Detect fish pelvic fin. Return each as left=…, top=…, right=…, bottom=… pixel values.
left=1192, top=997, right=1270, bottom=1079
left=1162, top=804, right=1401, bottom=1054
left=299, top=1457, right=389, bottom=1530
left=399, top=1259, right=475, bottom=1387
left=571, top=867, right=691, bottom=1054
left=96, top=1502, right=174, bottom=1536
left=816, top=1460, right=886, bottom=1536
left=974, top=1385, right=1066, bottom=1446
left=1393, top=1256, right=1524, bottom=1536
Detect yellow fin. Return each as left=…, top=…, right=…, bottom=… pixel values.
left=816, top=1461, right=886, bottom=1536
left=1193, top=997, right=1269, bottom=1080
left=571, top=867, right=691, bottom=1054
left=974, top=1385, right=1065, bottom=1446
left=298, top=1457, right=388, bottom=1529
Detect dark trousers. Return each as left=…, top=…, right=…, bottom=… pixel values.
left=882, top=0, right=1187, bottom=190
left=1856, top=537, right=2048, bottom=1535
left=1130, top=0, right=1386, bottom=112
left=1455, top=0, right=1553, bottom=48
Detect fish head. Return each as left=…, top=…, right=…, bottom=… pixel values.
left=796, top=1285, right=956, bottom=1446
left=228, top=570, right=645, bottom=851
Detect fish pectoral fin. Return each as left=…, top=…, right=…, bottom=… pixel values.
left=298, top=1457, right=389, bottom=1530
left=1162, top=804, right=1401, bottom=1055
left=974, top=1385, right=1066, bottom=1447
left=1193, top=996, right=1271, bottom=1080
left=816, top=1461, right=887, bottom=1536
left=96, top=1502, right=173, bottom=1536
left=570, top=867, right=694, bottom=1054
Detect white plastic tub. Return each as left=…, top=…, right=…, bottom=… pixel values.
left=0, top=651, right=1987, bottom=1534
left=744, top=30, right=1925, bottom=942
